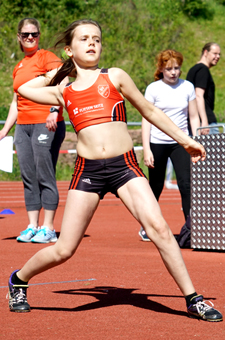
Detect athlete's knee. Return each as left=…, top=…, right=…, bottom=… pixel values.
left=145, top=217, right=171, bottom=241
left=154, top=221, right=171, bottom=240
left=54, top=244, right=75, bottom=262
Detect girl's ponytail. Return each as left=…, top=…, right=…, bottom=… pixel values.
left=49, top=58, right=76, bottom=85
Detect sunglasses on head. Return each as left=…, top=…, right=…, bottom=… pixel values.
left=19, top=32, right=40, bottom=38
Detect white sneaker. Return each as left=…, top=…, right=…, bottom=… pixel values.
left=31, top=226, right=57, bottom=243
left=138, top=227, right=151, bottom=242
left=165, top=180, right=178, bottom=190
left=17, top=224, right=39, bottom=243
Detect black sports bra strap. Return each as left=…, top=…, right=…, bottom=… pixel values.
left=100, top=68, right=108, bottom=74
left=65, top=82, right=73, bottom=87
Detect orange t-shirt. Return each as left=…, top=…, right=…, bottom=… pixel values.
left=13, top=49, right=63, bottom=124
left=63, top=68, right=127, bottom=133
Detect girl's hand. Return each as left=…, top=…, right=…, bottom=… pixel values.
left=143, top=149, right=155, bottom=168
left=0, top=129, right=7, bottom=141
left=46, top=111, right=58, bottom=132
left=184, top=139, right=206, bottom=163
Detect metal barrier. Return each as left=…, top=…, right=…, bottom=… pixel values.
left=196, top=124, right=225, bottom=135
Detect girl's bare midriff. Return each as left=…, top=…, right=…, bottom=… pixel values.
left=76, top=121, right=133, bottom=159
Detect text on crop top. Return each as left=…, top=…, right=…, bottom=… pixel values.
left=63, top=68, right=127, bottom=133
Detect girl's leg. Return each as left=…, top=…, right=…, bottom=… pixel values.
left=30, top=122, right=65, bottom=236
left=17, top=190, right=100, bottom=282
left=42, top=209, right=56, bottom=231
left=118, top=177, right=195, bottom=296
left=14, top=125, right=42, bottom=242
left=50, top=120, right=66, bottom=171
left=29, top=122, right=65, bottom=241
left=27, top=210, right=40, bottom=228
left=148, top=143, right=169, bottom=200
left=140, top=143, right=168, bottom=241
left=32, top=124, right=59, bottom=215
left=14, top=125, right=42, bottom=212
left=170, top=144, right=191, bottom=220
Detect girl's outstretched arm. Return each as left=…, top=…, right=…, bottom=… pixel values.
left=18, top=69, right=65, bottom=107
left=109, top=67, right=206, bottom=163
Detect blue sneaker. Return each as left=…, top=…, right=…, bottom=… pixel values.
left=8, top=270, right=30, bottom=312
left=188, top=295, right=223, bottom=322
left=31, top=226, right=57, bottom=243
left=17, top=224, right=39, bottom=242
left=139, top=227, right=151, bottom=242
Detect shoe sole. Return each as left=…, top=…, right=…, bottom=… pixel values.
left=17, top=238, right=32, bottom=243
left=138, top=231, right=151, bottom=242
left=31, top=238, right=57, bottom=244
left=188, top=313, right=223, bottom=322
left=10, top=308, right=30, bottom=313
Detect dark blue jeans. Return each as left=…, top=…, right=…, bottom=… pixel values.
left=148, top=142, right=190, bottom=220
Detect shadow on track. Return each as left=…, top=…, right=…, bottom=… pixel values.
left=31, top=285, right=192, bottom=317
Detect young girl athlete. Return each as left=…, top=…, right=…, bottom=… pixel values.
left=8, top=19, right=222, bottom=322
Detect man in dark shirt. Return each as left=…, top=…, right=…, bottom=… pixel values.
left=186, top=42, right=220, bottom=135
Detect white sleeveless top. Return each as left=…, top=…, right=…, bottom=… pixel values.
left=144, top=79, right=195, bottom=144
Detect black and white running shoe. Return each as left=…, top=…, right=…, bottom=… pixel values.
left=139, top=227, right=151, bottom=242
left=188, top=295, right=223, bottom=322
left=8, top=270, right=30, bottom=312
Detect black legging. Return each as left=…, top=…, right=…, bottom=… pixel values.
left=148, top=142, right=190, bottom=220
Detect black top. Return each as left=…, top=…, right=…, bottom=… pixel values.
left=186, top=63, right=216, bottom=124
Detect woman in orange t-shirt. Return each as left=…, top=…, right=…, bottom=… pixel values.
left=0, top=18, right=65, bottom=243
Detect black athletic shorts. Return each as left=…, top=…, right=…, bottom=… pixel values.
left=69, top=149, right=146, bottom=199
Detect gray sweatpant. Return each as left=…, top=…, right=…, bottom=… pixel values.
left=14, top=121, right=65, bottom=211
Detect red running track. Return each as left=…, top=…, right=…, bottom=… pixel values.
left=0, top=181, right=224, bottom=340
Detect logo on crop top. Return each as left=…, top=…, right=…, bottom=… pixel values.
left=18, top=63, right=23, bottom=68
left=98, top=85, right=110, bottom=98
left=67, top=100, right=72, bottom=107
left=73, top=107, right=79, bottom=115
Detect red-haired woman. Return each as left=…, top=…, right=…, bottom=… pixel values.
left=139, top=50, right=200, bottom=242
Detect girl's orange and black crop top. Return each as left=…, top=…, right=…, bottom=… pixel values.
left=63, top=68, right=127, bottom=133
